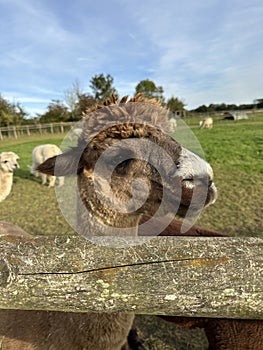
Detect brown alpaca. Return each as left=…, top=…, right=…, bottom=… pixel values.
left=0, top=95, right=217, bottom=350
left=158, top=315, right=263, bottom=350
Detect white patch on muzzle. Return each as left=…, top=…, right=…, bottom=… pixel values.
left=177, top=147, right=214, bottom=186
left=175, top=147, right=217, bottom=233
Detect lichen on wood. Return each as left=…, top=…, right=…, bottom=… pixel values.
left=0, top=235, right=262, bottom=319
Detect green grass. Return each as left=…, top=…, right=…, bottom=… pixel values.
left=0, top=133, right=75, bottom=236
left=190, top=123, right=262, bottom=236
left=0, top=123, right=262, bottom=238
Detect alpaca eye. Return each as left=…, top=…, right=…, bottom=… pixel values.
left=167, top=166, right=178, bottom=178
left=4, top=160, right=9, bottom=164
left=118, top=159, right=132, bottom=167
left=114, top=159, right=132, bottom=175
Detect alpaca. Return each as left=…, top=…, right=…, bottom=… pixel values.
left=169, top=117, right=177, bottom=131
left=35, top=94, right=217, bottom=350
left=28, top=144, right=64, bottom=187
left=199, top=117, right=213, bottom=129
left=0, top=151, right=20, bottom=202
left=158, top=316, right=263, bottom=350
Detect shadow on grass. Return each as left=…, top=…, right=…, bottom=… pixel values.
left=14, top=169, right=42, bottom=184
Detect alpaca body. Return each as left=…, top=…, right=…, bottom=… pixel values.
left=28, top=144, right=64, bottom=187
left=0, top=310, right=133, bottom=350
left=169, top=117, right=177, bottom=131
left=199, top=117, right=213, bottom=129
left=0, top=171, right=13, bottom=202
left=160, top=316, right=263, bottom=350
left=0, top=152, right=19, bottom=202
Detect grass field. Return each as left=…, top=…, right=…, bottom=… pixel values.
left=0, top=119, right=262, bottom=238
left=191, top=122, right=262, bottom=237
left=0, top=121, right=262, bottom=349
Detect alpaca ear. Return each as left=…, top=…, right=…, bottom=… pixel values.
left=37, top=148, right=84, bottom=176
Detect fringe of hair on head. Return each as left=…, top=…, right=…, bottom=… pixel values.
left=80, top=94, right=170, bottom=143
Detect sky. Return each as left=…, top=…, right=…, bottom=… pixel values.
left=0, top=0, right=262, bottom=116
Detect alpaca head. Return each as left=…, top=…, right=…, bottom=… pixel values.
left=0, top=152, right=20, bottom=173
left=37, top=95, right=217, bottom=236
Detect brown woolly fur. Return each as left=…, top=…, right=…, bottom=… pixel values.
left=80, top=93, right=170, bottom=143
left=85, top=93, right=162, bottom=114
left=34, top=94, right=218, bottom=349
left=158, top=316, right=263, bottom=350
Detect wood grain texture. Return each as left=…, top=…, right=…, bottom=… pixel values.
left=0, top=235, right=262, bottom=319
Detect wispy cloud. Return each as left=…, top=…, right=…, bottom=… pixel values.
left=0, top=0, right=262, bottom=114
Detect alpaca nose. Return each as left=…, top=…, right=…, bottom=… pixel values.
left=207, top=181, right=217, bottom=205
left=176, top=147, right=217, bottom=208
left=177, top=147, right=214, bottom=184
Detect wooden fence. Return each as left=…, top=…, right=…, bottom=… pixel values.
left=0, top=122, right=74, bottom=140
left=0, top=235, right=262, bottom=319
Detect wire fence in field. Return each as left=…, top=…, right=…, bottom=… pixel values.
left=0, top=122, right=74, bottom=140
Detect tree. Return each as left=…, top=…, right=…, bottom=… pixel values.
left=254, top=98, right=263, bottom=108
left=135, top=79, right=164, bottom=102
left=90, top=74, right=118, bottom=102
left=76, top=93, right=96, bottom=115
left=166, top=96, right=185, bottom=113
left=0, top=95, right=27, bottom=126
left=39, top=100, right=69, bottom=123
left=192, top=105, right=208, bottom=113
left=64, top=80, right=82, bottom=115
left=64, top=81, right=96, bottom=121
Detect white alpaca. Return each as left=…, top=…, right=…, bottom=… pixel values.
left=28, top=144, right=64, bottom=187
left=0, top=152, right=20, bottom=202
left=199, top=117, right=213, bottom=129
left=169, top=117, right=177, bottom=131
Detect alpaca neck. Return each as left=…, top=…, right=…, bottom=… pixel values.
left=77, top=174, right=141, bottom=238
left=77, top=198, right=140, bottom=238
left=0, top=173, right=13, bottom=202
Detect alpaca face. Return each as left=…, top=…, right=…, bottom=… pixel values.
left=37, top=96, right=217, bottom=234
left=79, top=124, right=217, bottom=219
left=37, top=123, right=216, bottom=224
left=0, top=152, right=20, bottom=173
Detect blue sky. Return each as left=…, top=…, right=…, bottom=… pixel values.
left=0, top=0, right=262, bottom=116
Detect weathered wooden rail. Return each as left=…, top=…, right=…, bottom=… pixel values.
left=0, top=235, right=262, bottom=319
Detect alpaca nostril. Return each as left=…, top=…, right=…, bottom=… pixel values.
left=183, top=178, right=193, bottom=182
left=182, top=178, right=194, bottom=189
